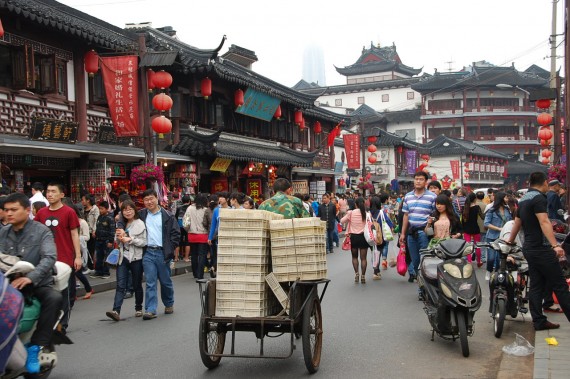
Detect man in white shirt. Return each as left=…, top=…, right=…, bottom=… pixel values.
left=29, top=182, right=49, bottom=220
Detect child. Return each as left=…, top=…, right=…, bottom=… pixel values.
left=90, top=201, right=115, bottom=279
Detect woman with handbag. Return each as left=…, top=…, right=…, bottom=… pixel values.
left=369, top=194, right=394, bottom=279
left=340, top=197, right=370, bottom=284
left=483, top=192, right=512, bottom=280
left=462, top=192, right=484, bottom=267
left=106, top=200, right=147, bottom=321
left=426, top=194, right=463, bottom=248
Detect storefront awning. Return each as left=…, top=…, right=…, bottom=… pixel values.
left=291, top=167, right=336, bottom=176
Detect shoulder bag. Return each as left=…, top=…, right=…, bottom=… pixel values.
left=364, top=212, right=377, bottom=247
left=379, top=211, right=394, bottom=241
left=342, top=211, right=352, bottom=251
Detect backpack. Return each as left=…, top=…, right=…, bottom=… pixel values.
left=372, top=212, right=383, bottom=245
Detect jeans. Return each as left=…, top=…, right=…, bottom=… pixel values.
left=406, top=231, right=429, bottom=276
left=523, top=247, right=570, bottom=328
left=75, top=269, right=92, bottom=292
left=486, top=245, right=501, bottom=273
left=31, top=286, right=62, bottom=346
left=113, top=259, right=143, bottom=313
left=143, top=248, right=174, bottom=314
left=382, top=242, right=389, bottom=259
left=325, top=228, right=334, bottom=252
left=333, top=221, right=340, bottom=245
left=192, top=243, right=209, bottom=279
left=95, top=240, right=111, bottom=275
left=209, top=239, right=218, bottom=269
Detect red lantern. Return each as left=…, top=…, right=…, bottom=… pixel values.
left=367, top=136, right=377, bottom=143
left=234, top=89, right=244, bottom=107
left=153, top=70, right=173, bottom=89
left=540, top=139, right=551, bottom=147
left=152, top=93, right=173, bottom=112
left=542, top=149, right=552, bottom=158
left=147, top=69, right=156, bottom=92
left=274, top=105, right=282, bottom=119
left=151, top=115, right=172, bottom=134
left=542, top=158, right=550, bottom=165
left=299, top=118, right=306, bottom=130
left=367, top=144, right=377, bottom=153
left=0, top=18, right=4, bottom=38
left=536, top=99, right=551, bottom=109
left=201, top=77, right=212, bottom=99
left=537, top=113, right=553, bottom=126
left=538, top=127, right=553, bottom=141
left=294, top=110, right=303, bottom=125
left=368, top=154, right=377, bottom=163
left=397, top=146, right=403, bottom=154
left=421, top=154, right=430, bottom=161
left=314, top=121, right=322, bottom=134
left=84, top=50, right=99, bottom=77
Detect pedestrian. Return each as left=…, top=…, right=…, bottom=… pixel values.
left=338, top=194, right=348, bottom=228
left=341, top=197, right=370, bottom=283
left=259, top=178, right=310, bottom=219
left=427, top=181, right=441, bottom=196
left=0, top=197, right=8, bottom=229
left=426, top=194, right=463, bottom=247
left=475, top=191, right=487, bottom=263
left=114, top=193, right=134, bottom=298
left=229, top=192, right=246, bottom=209
left=547, top=179, right=564, bottom=221
left=28, top=182, right=48, bottom=220
left=139, top=189, right=180, bottom=320
left=62, top=198, right=94, bottom=299
left=174, top=194, right=192, bottom=262
left=81, top=194, right=99, bottom=272
left=369, top=194, right=393, bottom=279
left=243, top=197, right=256, bottom=209
left=107, top=200, right=147, bottom=321
left=90, top=201, right=115, bottom=279
left=452, top=188, right=467, bottom=217
left=208, top=192, right=230, bottom=277
left=0, top=192, right=62, bottom=374
left=507, top=171, right=570, bottom=330
left=398, top=171, right=437, bottom=283
left=483, top=192, right=513, bottom=280
left=34, top=182, right=82, bottom=333
left=461, top=192, right=484, bottom=267
left=319, top=193, right=337, bottom=254
left=183, top=193, right=212, bottom=279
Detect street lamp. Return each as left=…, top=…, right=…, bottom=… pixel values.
left=496, top=83, right=530, bottom=95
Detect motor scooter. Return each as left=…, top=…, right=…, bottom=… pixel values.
left=418, top=238, right=482, bottom=357
left=1, top=260, right=73, bottom=379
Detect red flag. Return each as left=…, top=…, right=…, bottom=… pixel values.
left=343, top=134, right=361, bottom=169
left=100, top=56, right=140, bottom=137
left=327, top=120, right=344, bottom=147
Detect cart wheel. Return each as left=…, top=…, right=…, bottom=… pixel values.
left=199, top=317, right=226, bottom=369
left=302, top=294, right=323, bottom=374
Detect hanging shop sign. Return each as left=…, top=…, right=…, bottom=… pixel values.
left=29, top=118, right=78, bottom=143
left=101, top=56, right=139, bottom=137
left=292, top=180, right=309, bottom=195
left=235, top=88, right=281, bottom=122
left=211, top=178, right=228, bottom=193
left=107, top=163, right=126, bottom=178
left=97, top=123, right=131, bottom=145
left=210, top=158, right=232, bottom=172
left=246, top=179, right=262, bottom=202
left=343, top=134, right=361, bottom=169
left=450, top=160, right=460, bottom=179
left=405, top=150, right=417, bottom=175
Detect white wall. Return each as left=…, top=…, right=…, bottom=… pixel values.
left=317, top=87, right=420, bottom=113
left=386, top=120, right=423, bottom=143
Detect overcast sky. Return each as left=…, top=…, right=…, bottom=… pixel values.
left=60, top=0, right=564, bottom=87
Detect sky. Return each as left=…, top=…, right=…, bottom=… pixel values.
left=60, top=0, right=565, bottom=87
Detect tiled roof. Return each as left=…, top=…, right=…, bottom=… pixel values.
left=0, top=0, right=137, bottom=50
left=384, top=108, right=421, bottom=123
left=350, top=104, right=384, bottom=123
left=412, top=65, right=548, bottom=93
left=422, top=135, right=508, bottom=159
left=318, top=77, right=423, bottom=96
left=167, top=128, right=221, bottom=156
left=507, top=159, right=548, bottom=175
left=363, top=128, right=419, bottom=149
left=335, top=43, right=421, bottom=77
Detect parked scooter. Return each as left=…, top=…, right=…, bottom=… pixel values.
left=1, top=260, right=73, bottom=379
left=418, top=239, right=482, bottom=357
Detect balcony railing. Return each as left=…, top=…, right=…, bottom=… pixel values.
left=0, top=87, right=111, bottom=142
left=425, top=105, right=535, bottom=115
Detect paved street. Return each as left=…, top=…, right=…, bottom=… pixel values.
left=56, top=244, right=534, bottom=379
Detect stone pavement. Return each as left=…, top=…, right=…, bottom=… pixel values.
left=534, top=311, right=570, bottom=379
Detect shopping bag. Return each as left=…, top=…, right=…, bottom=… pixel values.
left=396, top=244, right=407, bottom=276
left=364, top=212, right=376, bottom=247
left=379, top=211, right=394, bottom=241
left=342, top=235, right=351, bottom=251
left=105, top=249, right=120, bottom=266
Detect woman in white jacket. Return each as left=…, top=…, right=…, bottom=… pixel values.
left=183, top=194, right=212, bottom=279
left=106, top=200, right=147, bottom=321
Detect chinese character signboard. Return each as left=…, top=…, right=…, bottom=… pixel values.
left=246, top=179, right=262, bottom=202
left=30, top=118, right=78, bottom=143
left=292, top=180, right=309, bottom=195
left=235, top=88, right=280, bottom=122
left=97, top=123, right=131, bottom=145
left=107, top=163, right=126, bottom=178
left=211, top=178, right=228, bottom=193
left=450, top=160, right=460, bottom=179
left=210, top=158, right=232, bottom=172
left=343, top=134, right=361, bottom=169
left=101, top=56, right=139, bottom=137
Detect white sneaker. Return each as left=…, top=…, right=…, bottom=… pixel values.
left=485, top=272, right=491, bottom=281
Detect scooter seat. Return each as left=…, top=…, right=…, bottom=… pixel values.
left=421, top=257, right=442, bottom=282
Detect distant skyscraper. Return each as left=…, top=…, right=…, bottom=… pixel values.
left=302, top=45, right=326, bottom=86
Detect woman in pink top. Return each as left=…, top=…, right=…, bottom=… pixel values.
left=338, top=195, right=348, bottom=230
left=341, top=197, right=370, bottom=283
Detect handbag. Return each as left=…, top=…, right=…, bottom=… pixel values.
left=379, top=211, right=394, bottom=241
left=105, top=249, right=120, bottom=266
left=342, top=214, right=352, bottom=251
left=396, top=244, right=408, bottom=276
left=372, top=213, right=383, bottom=245
left=364, top=212, right=377, bottom=247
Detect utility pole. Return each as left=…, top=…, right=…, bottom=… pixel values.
left=565, top=0, right=570, bottom=207
left=551, top=0, right=561, bottom=163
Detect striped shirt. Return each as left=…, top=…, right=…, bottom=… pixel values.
left=402, top=189, right=437, bottom=228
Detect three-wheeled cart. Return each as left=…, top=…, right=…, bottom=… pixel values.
left=198, top=278, right=330, bottom=374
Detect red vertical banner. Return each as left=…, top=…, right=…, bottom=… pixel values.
left=246, top=179, right=262, bottom=203
left=343, top=134, right=361, bottom=169
left=211, top=178, right=228, bottom=194
left=100, top=56, right=139, bottom=137
left=450, top=160, right=460, bottom=179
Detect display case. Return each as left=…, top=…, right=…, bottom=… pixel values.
left=70, top=169, right=106, bottom=203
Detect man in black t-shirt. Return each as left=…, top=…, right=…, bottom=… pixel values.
left=508, top=171, right=570, bottom=330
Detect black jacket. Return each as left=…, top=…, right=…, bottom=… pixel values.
left=318, top=203, right=336, bottom=230
left=95, top=214, right=116, bottom=242
left=139, top=207, right=180, bottom=261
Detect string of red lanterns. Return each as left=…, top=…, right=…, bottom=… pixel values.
left=147, top=69, right=156, bottom=92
